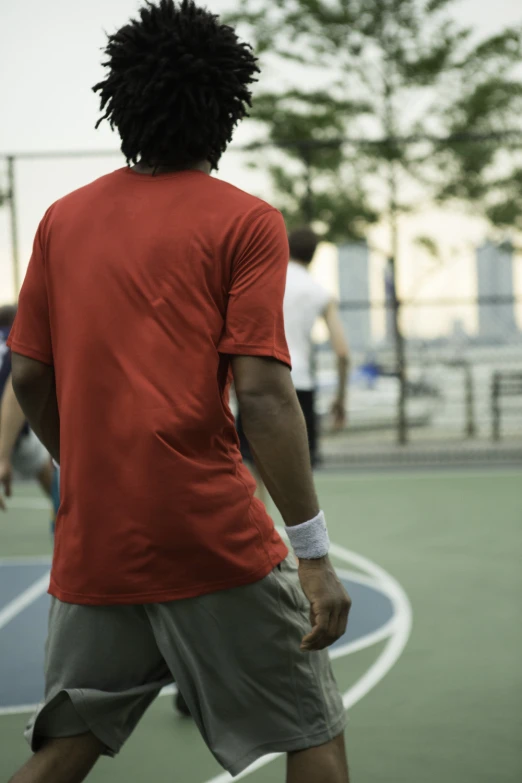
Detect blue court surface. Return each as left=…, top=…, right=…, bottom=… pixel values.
left=0, top=560, right=396, bottom=710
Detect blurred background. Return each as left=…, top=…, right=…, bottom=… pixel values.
left=0, top=3, right=521, bottom=783
left=1, top=0, right=522, bottom=467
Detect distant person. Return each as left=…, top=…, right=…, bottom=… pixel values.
left=0, top=305, right=55, bottom=514
left=7, top=3, right=350, bottom=783
left=237, top=227, right=351, bottom=497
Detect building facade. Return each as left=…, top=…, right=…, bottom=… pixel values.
left=337, top=241, right=371, bottom=350
left=476, top=241, right=517, bottom=342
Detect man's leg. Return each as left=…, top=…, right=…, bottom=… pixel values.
left=287, top=732, right=349, bottom=783
left=37, top=459, right=57, bottom=534
left=147, top=556, right=347, bottom=780
left=9, top=733, right=103, bottom=783
left=37, top=459, right=53, bottom=499
left=18, top=601, right=171, bottom=783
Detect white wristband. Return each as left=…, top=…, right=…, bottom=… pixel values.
left=285, top=510, right=330, bottom=560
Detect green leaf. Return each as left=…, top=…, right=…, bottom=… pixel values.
left=414, top=235, right=441, bottom=260
left=467, top=28, right=522, bottom=65
left=487, top=200, right=522, bottom=229
left=226, top=0, right=522, bottom=236
left=425, top=0, right=454, bottom=13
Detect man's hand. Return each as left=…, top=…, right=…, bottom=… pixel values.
left=331, top=398, right=346, bottom=431
left=298, top=556, right=351, bottom=651
left=0, top=457, right=13, bottom=511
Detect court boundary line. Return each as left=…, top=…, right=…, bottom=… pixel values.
left=0, top=703, right=43, bottom=717
left=2, top=497, right=51, bottom=510
left=329, top=568, right=396, bottom=661
left=0, top=571, right=50, bottom=632
left=316, top=468, right=521, bottom=482
left=0, top=557, right=52, bottom=566
left=203, top=542, right=413, bottom=783
left=0, top=567, right=393, bottom=716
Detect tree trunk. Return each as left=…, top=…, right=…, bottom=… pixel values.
left=388, top=162, right=408, bottom=445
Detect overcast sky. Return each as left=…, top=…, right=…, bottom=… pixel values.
left=1, top=0, right=520, bottom=154
left=1, top=0, right=521, bottom=335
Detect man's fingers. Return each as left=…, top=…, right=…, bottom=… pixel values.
left=301, top=599, right=351, bottom=652
left=336, top=603, right=350, bottom=641
left=301, top=610, right=330, bottom=651
left=5, top=477, right=11, bottom=497
left=327, top=609, right=341, bottom=645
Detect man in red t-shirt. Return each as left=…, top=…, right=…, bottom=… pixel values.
left=8, top=3, right=351, bottom=782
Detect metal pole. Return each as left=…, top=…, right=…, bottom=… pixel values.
left=389, top=256, right=407, bottom=445
left=7, top=156, right=21, bottom=298
left=464, top=362, right=476, bottom=438
left=491, top=372, right=500, bottom=442
left=388, top=163, right=408, bottom=445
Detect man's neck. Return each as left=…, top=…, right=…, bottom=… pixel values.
left=132, top=160, right=211, bottom=176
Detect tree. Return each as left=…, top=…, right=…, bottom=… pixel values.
left=243, top=91, right=378, bottom=241
left=226, top=0, right=522, bottom=443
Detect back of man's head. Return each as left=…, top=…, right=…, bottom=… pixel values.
left=288, top=227, right=319, bottom=266
left=93, top=0, right=259, bottom=170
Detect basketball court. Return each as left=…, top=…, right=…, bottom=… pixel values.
left=1, top=469, right=520, bottom=782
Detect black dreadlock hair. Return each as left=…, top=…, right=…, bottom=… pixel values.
left=93, top=0, right=259, bottom=170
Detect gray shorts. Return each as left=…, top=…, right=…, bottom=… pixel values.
left=27, top=555, right=345, bottom=777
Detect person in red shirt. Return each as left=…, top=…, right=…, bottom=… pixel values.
left=8, top=2, right=351, bottom=782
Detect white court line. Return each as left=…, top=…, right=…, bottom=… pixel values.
left=0, top=571, right=50, bottom=632
left=321, top=567, right=396, bottom=660
left=0, top=703, right=42, bottom=716
left=0, top=568, right=389, bottom=716
left=334, top=568, right=381, bottom=588
left=3, top=497, right=51, bottom=510
left=316, top=468, right=521, bottom=482
left=329, top=617, right=396, bottom=661
left=0, top=570, right=52, bottom=715
left=0, top=557, right=52, bottom=567
left=0, top=540, right=410, bottom=727
left=203, top=542, right=412, bottom=783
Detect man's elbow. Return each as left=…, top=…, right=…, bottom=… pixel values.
left=237, top=380, right=298, bottom=436
left=237, top=386, right=293, bottom=421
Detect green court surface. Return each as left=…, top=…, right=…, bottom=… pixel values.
left=1, top=469, right=521, bottom=782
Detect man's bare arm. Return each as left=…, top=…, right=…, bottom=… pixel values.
left=232, top=355, right=351, bottom=650
left=323, top=301, right=350, bottom=430
left=11, top=353, right=60, bottom=464
left=0, top=373, right=29, bottom=509
left=0, top=374, right=26, bottom=460
left=233, top=356, right=319, bottom=525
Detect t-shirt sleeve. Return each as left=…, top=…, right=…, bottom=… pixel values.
left=218, top=208, right=291, bottom=367
left=7, top=218, right=53, bottom=366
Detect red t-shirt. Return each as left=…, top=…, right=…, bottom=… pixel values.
left=9, top=167, right=290, bottom=604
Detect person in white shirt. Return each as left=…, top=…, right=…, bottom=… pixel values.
left=237, top=227, right=350, bottom=491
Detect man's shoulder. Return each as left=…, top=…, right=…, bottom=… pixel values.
left=52, top=169, right=123, bottom=208
left=205, top=176, right=278, bottom=222
left=42, top=170, right=124, bottom=228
